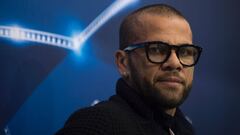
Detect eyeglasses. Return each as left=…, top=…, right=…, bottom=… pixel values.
left=123, top=41, right=202, bottom=67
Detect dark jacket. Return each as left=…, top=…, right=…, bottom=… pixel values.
left=56, top=78, right=194, bottom=135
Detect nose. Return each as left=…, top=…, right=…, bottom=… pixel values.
left=161, top=50, right=183, bottom=71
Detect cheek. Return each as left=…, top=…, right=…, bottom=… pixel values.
left=133, top=56, right=157, bottom=83
left=184, top=68, right=194, bottom=85
left=141, top=65, right=160, bottom=85
left=129, top=52, right=161, bottom=85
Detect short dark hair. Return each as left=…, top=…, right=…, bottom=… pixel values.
left=119, top=4, right=186, bottom=50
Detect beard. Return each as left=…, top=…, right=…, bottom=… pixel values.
left=128, top=58, right=192, bottom=109
left=143, top=77, right=192, bottom=109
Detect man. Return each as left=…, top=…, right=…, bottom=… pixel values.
left=56, top=4, right=202, bottom=135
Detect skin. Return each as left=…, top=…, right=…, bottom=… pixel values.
left=115, top=14, right=194, bottom=116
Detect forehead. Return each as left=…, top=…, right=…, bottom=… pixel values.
left=134, top=14, right=193, bottom=45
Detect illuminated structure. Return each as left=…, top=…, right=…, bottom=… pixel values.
left=0, top=26, right=74, bottom=50
left=0, top=0, right=138, bottom=52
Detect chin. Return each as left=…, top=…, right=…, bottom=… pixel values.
left=151, top=87, right=187, bottom=108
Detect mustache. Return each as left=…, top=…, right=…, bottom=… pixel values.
left=153, top=72, right=185, bottom=84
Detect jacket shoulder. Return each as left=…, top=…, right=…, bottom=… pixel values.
left=56, top=96, right=133, bottom=135
left=56, top=102, right=114, bottom=135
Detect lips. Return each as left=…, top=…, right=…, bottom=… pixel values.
left=159, top=77, right=184, bottom=84
left=155, top=76, right=185, bottom=88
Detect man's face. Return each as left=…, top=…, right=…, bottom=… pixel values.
left=127, top=15, right=194, bottom=109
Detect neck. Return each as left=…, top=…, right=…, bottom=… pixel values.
left=164, top=108, right=176, bottom=117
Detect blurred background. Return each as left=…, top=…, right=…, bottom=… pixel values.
left=0, top=0, right=239, bottom=134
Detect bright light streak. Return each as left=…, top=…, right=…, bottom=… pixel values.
left=74, top=0, right=138, bottom=50
left=0, top=0, right=138, bottom=52
left=10, top=26, right=22, bottom=40
left=0, top=25, right=75, bottom=50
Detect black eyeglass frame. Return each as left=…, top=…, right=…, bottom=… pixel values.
left=123, top=41, right=202, bottom=67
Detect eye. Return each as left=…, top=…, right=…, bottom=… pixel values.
left=179, top=47, right=197, bottom=57
left=148, top=44, right=168, bottom=55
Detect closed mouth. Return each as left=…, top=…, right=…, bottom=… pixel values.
left=158, top=76, right=184, bottom=84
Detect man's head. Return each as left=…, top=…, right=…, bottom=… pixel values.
left=115, top=4, right=201, bottom=111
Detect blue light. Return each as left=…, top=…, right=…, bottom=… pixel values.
left=0, top=0, right=138, bottom=52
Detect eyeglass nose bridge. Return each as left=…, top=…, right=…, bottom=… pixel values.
left=160, top=45, right=182, bottom=64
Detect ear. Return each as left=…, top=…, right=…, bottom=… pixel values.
left=115, top=50, right=129, bottom=77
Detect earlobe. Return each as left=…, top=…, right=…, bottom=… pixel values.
left=122, top=71, right=129, bottom=79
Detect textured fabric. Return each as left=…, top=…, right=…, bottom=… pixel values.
left=56, top=78, right=194, bottom=135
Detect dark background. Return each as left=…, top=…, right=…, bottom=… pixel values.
left=0, top=0, right=239, bottom=134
